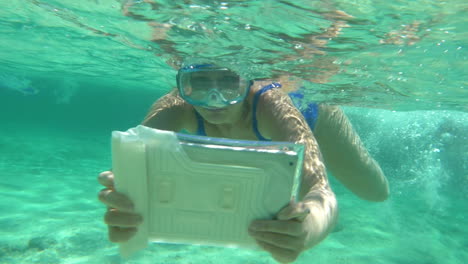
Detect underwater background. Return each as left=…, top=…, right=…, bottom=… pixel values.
left=0, top=0, right=466, bottom=263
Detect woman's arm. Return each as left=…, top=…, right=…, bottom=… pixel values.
left=314, top=105, right=389, bottom=201
left=141, top=89, right=196, bottom=132
left=257, top=89, right=338, bottom=249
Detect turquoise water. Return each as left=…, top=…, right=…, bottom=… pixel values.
left=0, top=0, right=467, bottom=263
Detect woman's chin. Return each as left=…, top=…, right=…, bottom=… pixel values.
left=196, top=108, right=229, bottom=124
left=195, top=103, right=245, bottom=125
left=203, top=113, right=229, bottom=124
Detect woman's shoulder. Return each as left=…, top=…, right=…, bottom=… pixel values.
left=142, top=89, right=196, bottom=132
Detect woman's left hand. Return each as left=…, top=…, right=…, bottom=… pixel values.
left=248, top=199, right=311, bottom=263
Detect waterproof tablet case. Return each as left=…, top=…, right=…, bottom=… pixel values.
left=112, top=125, right=304, bottom=257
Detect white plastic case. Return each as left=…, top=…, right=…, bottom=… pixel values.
left=112, top=125, right=304, bottom=256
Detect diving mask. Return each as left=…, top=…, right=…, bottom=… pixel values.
left=176, top=64, right=252, bottom=108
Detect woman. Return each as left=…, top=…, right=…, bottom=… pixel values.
left=98, top=63, right=389, bottom=263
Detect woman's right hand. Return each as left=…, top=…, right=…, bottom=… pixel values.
left=98, top=171, right=143, bottom=243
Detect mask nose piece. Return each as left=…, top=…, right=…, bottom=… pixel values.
left=206, top=89, right=224, bottom=106
left=209, top=93, right=218, bottom=101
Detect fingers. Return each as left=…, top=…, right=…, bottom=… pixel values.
left=249, top=220, right=303, bottom=236
left=108, top=226, right=138, bottom=243
left=255, top=240, right=299, bottom=264
left=104, top=209, right=142, bottom=227
left=249, top=229, right=303, bottom=251
left=276, top=200, right=310, bottom=222
left=98, top=171, right=141, bottom=243
left=249, top=217, right=306, bottom=263
left=98, top=171, right=134, bottom=212
left=98, top=171, right=114, bottom=188
left=98, top=189, right=134, bottom=212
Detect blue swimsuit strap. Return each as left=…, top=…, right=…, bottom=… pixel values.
left=194, top=110, right=207, bottom=136
left=289, top=90, right=319, bottom=131
left=252, top=83, right=282, bottom=141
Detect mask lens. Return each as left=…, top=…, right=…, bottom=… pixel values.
left=218, top=73, right=241, bottom=100
left=190, top=75, right=211, bottom=91
left=187, top=75, right=211, bottom=101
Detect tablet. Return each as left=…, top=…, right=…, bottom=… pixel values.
left=112, top=125, right=304, bottom=257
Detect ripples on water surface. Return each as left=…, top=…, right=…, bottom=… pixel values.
left=0, top=0, right=466, bottom=111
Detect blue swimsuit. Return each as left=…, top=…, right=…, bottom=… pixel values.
left=195, top=83, right=319, bottom=141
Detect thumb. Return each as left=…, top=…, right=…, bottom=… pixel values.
left=276, top=197, right=310, bottom=222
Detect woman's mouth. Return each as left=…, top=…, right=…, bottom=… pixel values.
left=203, top=107, right=227, bottom=113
